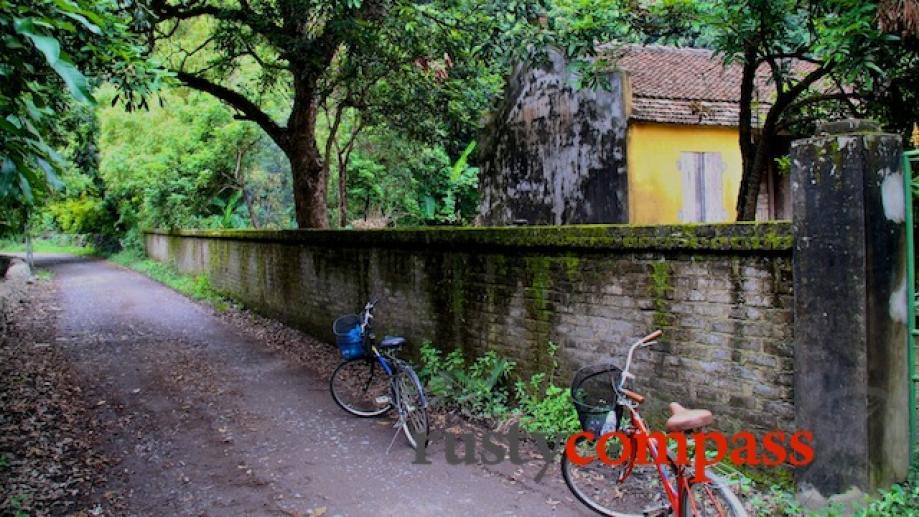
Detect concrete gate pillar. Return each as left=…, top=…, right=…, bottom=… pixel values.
left=791, top=119, right=909, bottom=505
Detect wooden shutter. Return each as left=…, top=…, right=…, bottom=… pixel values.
left=680, top=151, right=726, bottom=223
left=702, top=152, right=726, bottom=222
left=679, top=152, right=701, bottom=222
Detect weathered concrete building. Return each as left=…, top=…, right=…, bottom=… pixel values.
left=478, top=45, right=792, bottom=225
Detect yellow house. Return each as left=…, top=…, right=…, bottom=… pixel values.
left=477, top=45, right=789, bottom=226
left=617, top=45, right=788, bottom=224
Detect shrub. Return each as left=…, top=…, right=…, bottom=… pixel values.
left=418, top=343, right=515, bottom=419
left=513, top=373, right=580, bottom=436
left=418, top=340, right=581, bottom=437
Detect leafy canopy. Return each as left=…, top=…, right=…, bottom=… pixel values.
left=0, top=0, right=166, bottom=233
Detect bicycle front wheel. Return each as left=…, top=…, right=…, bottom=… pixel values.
left=680, top=471, right=748, bottom=517
left=393, top=363, right=429, bottom=449
left=330, top=358, right=392, bottom=417
left=561, top=435, right=674, bottom=516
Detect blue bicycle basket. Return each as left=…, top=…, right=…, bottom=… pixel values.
left=333, top=314, right=365, bottom=360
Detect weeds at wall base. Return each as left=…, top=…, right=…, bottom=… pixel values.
left=107, top=251, right=234, bottom=311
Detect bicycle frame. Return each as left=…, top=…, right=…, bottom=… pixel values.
left=358, top=300, right=427, bottom=407
left=359, top=299, right=392, bottom=375
left=616, top=401, right=693, bottom=515
left=612, top=332, right=714, bottom=517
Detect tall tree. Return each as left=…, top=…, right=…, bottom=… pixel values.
left=699, top=0, right=904, bottom=220
left=143, top=0, right=631, bottom=228
left=146, top=1, right=458, bottom=227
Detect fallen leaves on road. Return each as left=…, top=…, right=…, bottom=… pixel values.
left=0, top=282, right=118, bottom=515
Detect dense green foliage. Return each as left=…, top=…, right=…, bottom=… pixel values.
left=95, top=87, right=292, bottom=246
left=418, top=344, right=516, bottom=419
left=6, top=1, right=917, bottom=241
left=0, top=0, right=165, bottom=236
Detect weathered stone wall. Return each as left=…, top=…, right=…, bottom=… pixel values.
left=477, top=51, right=629, bottom=225
left=145, top=223, right=793, bottom=433
left=0, top=257, right=31, bottom=335
left=792, top=120, right=908, bottom=497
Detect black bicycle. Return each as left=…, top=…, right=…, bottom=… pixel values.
left=329, top=298, right=429, bottom=449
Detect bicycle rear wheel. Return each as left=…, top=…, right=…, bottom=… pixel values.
left=680, top=472, right=747, bottom=517
left=561, top=435, right=674, bottom=516
left=330, top=358, right=392, bottom=417
left=393, top=363, right=429, bottom=449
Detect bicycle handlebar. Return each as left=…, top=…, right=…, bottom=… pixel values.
left=618, top=330, right=663, bottom=391
left=361, top=297, right=381, bottom=330
left=639, top=330, right=662, bottom=344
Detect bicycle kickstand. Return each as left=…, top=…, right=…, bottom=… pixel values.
left=385, top=414, right=405, bottom=454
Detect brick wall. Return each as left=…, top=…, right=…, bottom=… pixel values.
left=145, top=223, right=793, bottom=433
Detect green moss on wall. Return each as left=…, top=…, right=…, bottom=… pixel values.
left=523, top=256, right=555, bottom=376
left=144, top=221, right=793, bottom=254
left=649, top=260, right=672, bottom=328
left=561, top=253, right=581, bottom=281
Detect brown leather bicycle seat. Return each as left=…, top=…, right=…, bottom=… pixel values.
left=666, top=402, right=713, bottom=432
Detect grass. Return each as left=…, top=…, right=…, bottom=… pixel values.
left=107, top=250, right=234, bottom=311
left=0, top=238, right=99, bottom=257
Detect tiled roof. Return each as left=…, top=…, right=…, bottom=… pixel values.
left=608, top=45, right=797, bottom=127
left=630, top=98, right=751, bottom=127
left=616, top=45, right=745, bottom=103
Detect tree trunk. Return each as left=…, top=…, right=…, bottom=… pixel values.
left=242, top=188, right=260, bottom=229
left=335, top=121, right=362, bottom=229
left=287, top=77, right=328, bottom=229
left=288, top=146, right=328, bottom=229
left=24, top=210, right=33, bottom=271
left=737, top=132, right=773, bottom=221
left=736, top=61, right=831, bottom=220
left=338, top=156, right=348, bottom=227
left=232, top=146, right=261, bottom=229
left=735, top=47, right=760, bottom=221
left=282, top=70, right=330, bottom=228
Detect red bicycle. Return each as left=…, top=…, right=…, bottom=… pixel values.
left=561, top=330, right=747, bottom=516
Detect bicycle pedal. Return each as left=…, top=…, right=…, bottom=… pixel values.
left=375, top=395, right=391, bottom=406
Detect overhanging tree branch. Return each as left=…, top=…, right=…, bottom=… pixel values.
left=778, top=64, right=832, bottom=105
left=786, top=91, right=863, bottom=114
left=151, top=1, right=287, bottom=49
left=174, top=70, right=286, bottom=147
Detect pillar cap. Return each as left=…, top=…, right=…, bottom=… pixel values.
left=817, top=119, right=882, bottom=135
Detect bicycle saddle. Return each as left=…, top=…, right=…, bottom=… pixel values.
left=379, top=336, right=406, bottom=348
left=666, top=402, right=713, bottom=432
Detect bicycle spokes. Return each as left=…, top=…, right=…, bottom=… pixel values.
left=685, top=481, right=731, bottom=517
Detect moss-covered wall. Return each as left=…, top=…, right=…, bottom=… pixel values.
left=145, top=222, right=794, bottom=433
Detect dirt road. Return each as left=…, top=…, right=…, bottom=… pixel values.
left=29, top=254, right=586, bottom=516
